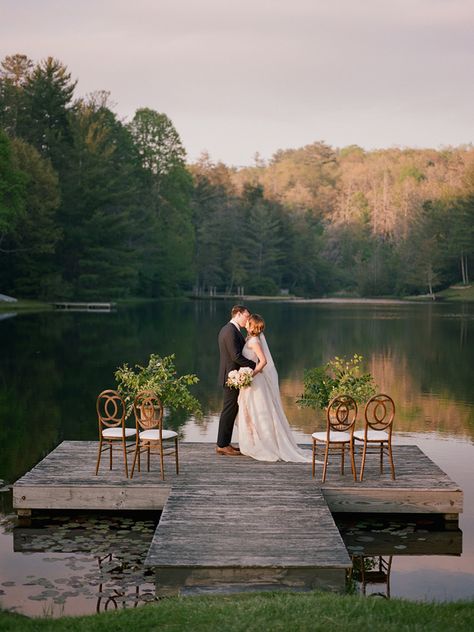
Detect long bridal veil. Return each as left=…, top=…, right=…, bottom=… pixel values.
left=259, top=333, right=280, bottom=395
left=259, top=333, right=274, bottom=369
left=237, top=332, right=312, bottom=462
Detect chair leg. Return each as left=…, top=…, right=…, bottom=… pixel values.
left=387, top=441, right=396, bottom=480
left=109, top=443, right=113, bottom=470
left=322, top=442, right=330, bottom=483
left=349, top=441, right=357, bottom=481
left=130, top=442, right=139, bottom=479
left=95, top=439, right=103, bottom=475
left=380, top=443, right=384, bottom=474
left=359, top=441, right=368, bottom=482
left=312, top=440, right=316, bottom=478
left=341, top=443, right=345, bottom=475
left=159, top=445, right=165, bottom=481
left=147, top=445, right=151, bottom=472
left=175, top=438, right=179, bottom=475
left=123, top=440, right=129, bottom=478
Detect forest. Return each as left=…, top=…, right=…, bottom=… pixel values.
left=1, top=54, right=473, bottom=300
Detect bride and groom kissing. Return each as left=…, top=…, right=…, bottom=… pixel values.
left=216, top=305, right=311, bottom=462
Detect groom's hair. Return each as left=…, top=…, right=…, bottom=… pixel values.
left=231, top=305, right=249, bottom=318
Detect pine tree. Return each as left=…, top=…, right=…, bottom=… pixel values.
left=0, top=54, right=33, bottom=137
left=60, top=97, right=142, bottom=298
left=21, top=57, right=76, bottom=167
left=0, top=130, right=27, bottom=293
left=129, top=108, right=194, bottom=296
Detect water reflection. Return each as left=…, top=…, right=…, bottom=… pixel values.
left=0, top=511, right=157, bottom=617
left=339, top=514, right=464, bottom=600
left=0, top=300, right=473, bottom=610
left=0, top=300, right=473, bottom=484
left=349, top=556, right=393, bottom=598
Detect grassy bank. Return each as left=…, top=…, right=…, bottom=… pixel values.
left=0, top=299, right=52, bottom=312
left=436, top=285, right=474, bottom=301
left=1, top=592, right=473, bottom=632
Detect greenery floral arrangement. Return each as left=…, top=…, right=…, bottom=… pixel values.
left=296, top=354, right=377, bottom=410
left=114, top=354, right=202, bottom=418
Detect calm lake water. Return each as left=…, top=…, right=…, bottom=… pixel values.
left=0, top=299, right=473, bottom=615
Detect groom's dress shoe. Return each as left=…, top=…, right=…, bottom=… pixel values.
left=230, top=444, right=241, bottom=453
left=216, top=445, right=241, bottom=456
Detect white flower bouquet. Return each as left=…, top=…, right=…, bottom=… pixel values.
left=226, top=367, right=254, bottom=389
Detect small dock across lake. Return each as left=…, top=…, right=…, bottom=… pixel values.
left=52, top=302, right=116, bottom=312
left=12, top=441, right=463, bottom=594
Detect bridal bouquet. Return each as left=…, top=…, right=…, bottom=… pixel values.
left=226, top=367, right=253, bottom=389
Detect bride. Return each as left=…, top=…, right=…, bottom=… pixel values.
left=236, top=313, right=312, bottom=463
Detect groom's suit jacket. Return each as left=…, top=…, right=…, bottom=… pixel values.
left=218, top=322, right=256, bottom=386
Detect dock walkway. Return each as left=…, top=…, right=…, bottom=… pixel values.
left=147, top=452, right=351, bottom=593
left=12, top=441, right=463, bottom=594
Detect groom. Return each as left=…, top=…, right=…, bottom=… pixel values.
left=216, top=305, right=256, bottom=456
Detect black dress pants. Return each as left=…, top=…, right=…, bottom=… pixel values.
left=217, top=385, right=239, bottom=447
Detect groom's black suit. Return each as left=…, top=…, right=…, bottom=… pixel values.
left=217, top=321, right=256, bottom=448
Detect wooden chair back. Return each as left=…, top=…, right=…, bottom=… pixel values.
left=364, top=394, right=395, bottom=434
left=96, top=389, right=126, bottom=430
left=327, top=394, right=358, bottom=433
left=133, top=390, right=164, bottom=432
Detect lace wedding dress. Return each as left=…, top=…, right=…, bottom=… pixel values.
left=236, top=334, right=312, bottom=462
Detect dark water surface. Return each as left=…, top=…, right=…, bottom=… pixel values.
left=0, top=299, right=473, bottom=614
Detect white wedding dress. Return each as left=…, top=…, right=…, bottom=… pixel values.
left=236, top=334, right=312, bottom=462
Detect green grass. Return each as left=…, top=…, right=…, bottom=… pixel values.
left=436, top=285, right=474, bottom=302
left=1, top=591, right=473, bottom=632
left=0, top=299, right=52, bottom=312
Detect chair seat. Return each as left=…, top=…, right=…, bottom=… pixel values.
left=139, top=429, right=177, bottom=441
left=353, top=430, right=389, bottom=441
left=102, top=427, right=136, bottom=438
left=312, top=431, right=352, bottom=442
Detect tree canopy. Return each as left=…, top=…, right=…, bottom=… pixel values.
left=1, top=54, right=473, bottom=300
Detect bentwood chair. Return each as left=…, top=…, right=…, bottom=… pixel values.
left=95, top=389, right=136, bottom=478
left=312, top=394, right=357, bottom=483
left=354, top=394, right=396, bottom=481
left=130, top=390, right=179, bottom=480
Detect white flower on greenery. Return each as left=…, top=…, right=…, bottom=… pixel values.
left=226, top=367, right=253, bottom=389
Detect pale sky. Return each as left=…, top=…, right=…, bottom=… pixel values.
left=1, top=0, right=473, bottom=166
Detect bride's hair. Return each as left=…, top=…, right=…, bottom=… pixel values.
left=247, top=314, right=265, bottom=337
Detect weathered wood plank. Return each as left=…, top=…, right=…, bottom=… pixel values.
left=147, top=458, right=351, bottom=595
left=13, top=485, right=171, bottom=511
left=146, top=485, right=351, bottom=568
left=323, top=488, right=463, bottom=514
left=12, top=441, right=463, bottom=516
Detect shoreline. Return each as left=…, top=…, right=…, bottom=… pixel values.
left=1, top=286, right=472, bottom=315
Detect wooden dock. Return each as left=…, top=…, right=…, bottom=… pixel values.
left=147, top=456, right=351, bottom=594
left=12, top=441, right=463, bottom=595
